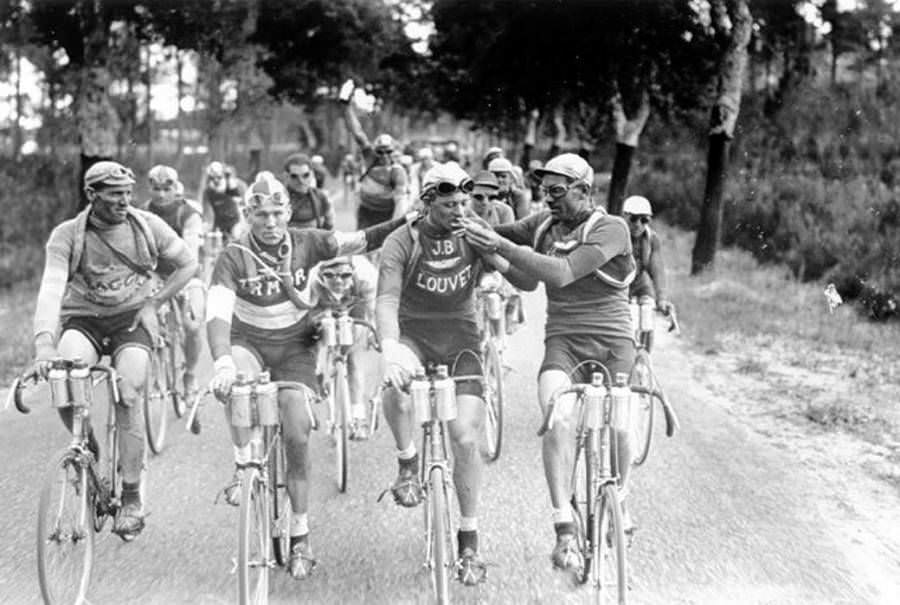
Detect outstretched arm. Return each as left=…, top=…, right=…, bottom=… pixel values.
left=343, top=101, right=371, bottom=150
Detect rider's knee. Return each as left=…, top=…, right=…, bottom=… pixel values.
left=279, top=388, right=313, bottom=439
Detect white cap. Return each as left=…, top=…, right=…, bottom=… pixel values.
left=417, top=147, right=434, bottom=160
left=623, top=195, right=653, bottom=216
left=487, top=157, right=514, bottom=174
left=148, top=164, right=178, bottom=186
left=244, top=172, right=289, bottom=209
left=422, top=162, right=471, bottom=190
left=534, top=153, right=594, bottom=187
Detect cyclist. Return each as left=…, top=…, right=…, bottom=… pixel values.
left=624, top=195, right=673, bottom=351
left=283, top=153, right=335, bottom=230
left=309, top=255, right=378, bottom=440
left=460, top=153, right=637, bottom=573
left=206, top=172, right=414, bottom=579
left=339, top=80, right=408, bottom=228
left=376, top=162, right=511, bottom=586
left=409, top=147, right=436, bottom=201
left=146, top=165, right=206, bottom=398
left=200, top=160, right=245, bottom=241
left=32, top=161, right=197, bottom=539
left=488, top=156, right=530, bottom=220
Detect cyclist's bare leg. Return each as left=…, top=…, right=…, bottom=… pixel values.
left=181, top=281, right=206, bottom=392
left=346, top=345, right=367, bottom=422
left=383, top=385, right=415, bottom=452
left=279, top=387, right=313, bottom=519
left=446, top=394, right=485, bottom=518
left=112, top=345, right=150, bottom=485
left=537, top=369, right=577, bottom=512
left=55, top=329, right=100, bottom=440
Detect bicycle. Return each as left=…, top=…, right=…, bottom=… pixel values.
left=538, top=362, right=631, bottom=605
left=317, top=310, right=381, bottom=493
left=474, top=276, right=506, bottom=463
left=7, top=358, right=147, bottom=605
left=628, top=300, right=681, bottom=467
left=143, top=299, right=188, bottom=455
left=185, top=375, right=318, bottom=605
left=202, top=230, right=225, bottom=283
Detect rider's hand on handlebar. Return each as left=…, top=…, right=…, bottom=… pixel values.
left=33, top=341, right=58, bottom=379
left=382, top=339, right=420, bottom=388
left=657, top=300, right=674, bottom=316
left=210, top=356, right=237, bottom=401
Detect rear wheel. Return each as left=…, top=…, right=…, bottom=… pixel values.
left=629, top=352, right=655, bottom=467
left=268, top=435, right=291, bottom=567
left=144, top=348, right=169, bottom=455
left=596, top=484, right=628, bottom=604
left=332, top=361, right=350, bottom=493
left=427, top=465, right=451, bottom=605
left=481, top=340, right=504, bottom=462
left=237, top=467, right=270, bottom=605
left=37, top=451, right=95, bottom=605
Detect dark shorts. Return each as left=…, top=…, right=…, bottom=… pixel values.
left=541, top=334, right=635, bottom=385
left=62, top=309, right=154, bottom=358
left=400, top=318, right=483, bottom=397
left=356, top=205, right=394, bottom=230
left=232, top=334, right=317, bottom=387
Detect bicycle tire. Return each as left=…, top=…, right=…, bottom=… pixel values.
left=269, top=435, right=291, bottom=567
left=596, top=484, right=628, bottom=605
left=333, top=360, right=350, bottom=493
left=570, top=429, right=597, bottom=585
left=482, top=339, right=504, bottom=462
left=237, top=466, right=270, bottom=605
left=168, top=314, right=187, bottom=418
left=428, top=465, right=452, bottom=605
left=144, top=348, right=169, bottom=455
left=630, top=352, right=655, bottom=467
left=37, top=450, right=95, bottom=605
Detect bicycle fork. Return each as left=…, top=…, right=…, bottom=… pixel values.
left=422, top=421, right=454, bottom=573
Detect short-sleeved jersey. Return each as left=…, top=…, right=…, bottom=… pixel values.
left=309, top=255, right=377, bottom=316
left=203, top=186, right=243, bottom=232
left=209, top=229, right=339, bottom=344
left=499, top=209, right=633, bottom=340
left=379, top=220, right=484, bottom=325
left=147, top=199, right=201, bottom=237
left=288, top=188, right=333, bottom=230
left=358, top=148, right=407, bottom=212
left=630, top=228, right=663, bottom=299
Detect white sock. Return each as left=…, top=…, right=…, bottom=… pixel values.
left=291, top=513, right=309, bottom=537
left=397, top=442, right=417, bottom=460
left=552, top=507, right=573, bottom=525
left=233, top=444, right=251, bottom=465
left=351, top=402, right=366, bottom=420
left=459, top=516, right=478, bottom=532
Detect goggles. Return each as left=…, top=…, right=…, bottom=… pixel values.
left=471, top=193, right=500, bottom=202
left=247, top=190, right=289, bottom=209
left=288, top=170, right=312, bottom=181
left=540, top=183, right=575, bottom=199
left=321, top=270, right=354, bottom=281
left=629, top=215, right=650, bottom=224
left=375, top=147, right=394, bottom=156
left=427, top=179, right=474, bottom=197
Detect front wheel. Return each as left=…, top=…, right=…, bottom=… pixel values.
left=144, top=348, right=169, bottom=455
left=629, top=352, right=655, bottom=467
left=595, top=484, right=628, bottom=604
left=332, top=361, right=350, bottom=493
left=268, top=435, right=291, bottom=567
left=237, top=467, right=270, bottom=605
left=427, top=466, right=452, bottom=605
left=481, top=340, right=504, bottom=462
left=167, top=316, right=187, bottom=418
left=37, top=451, right=95, bottom=605
left=571, top=431, right=596, bottom=585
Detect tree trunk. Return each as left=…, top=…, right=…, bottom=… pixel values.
left=176, top=51, right=184, bottom=159
left=13, top=43, right=23, bottom=159
left=144, top=45, right=154, bottom=166
left=606, top=91, right=650, bottom=215
left=690, top=0, right=752, bottom=275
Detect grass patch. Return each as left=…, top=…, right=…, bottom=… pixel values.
left=0, top=279, right=39, bottom=384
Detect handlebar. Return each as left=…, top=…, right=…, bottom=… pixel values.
left=537, top=385, right=587, bottom=437
left=185, top=379, right=320, bottom=434
left=5, top=363, right=119, bottom=415
left=665, top=306, right=681, bottom=335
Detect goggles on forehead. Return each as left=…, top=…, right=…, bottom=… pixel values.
left=427, top=178, right=475, bottom=196
left=246, top=190, right=289, bottom=209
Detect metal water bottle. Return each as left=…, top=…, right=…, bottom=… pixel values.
left=485, top=291, right=502, bottom=321
left=255, top=371, right=279, bottom=426
left=230, top=373, right=252, bottom=428
left=433, top=364, right=457, bottom=421
left=583, top=372, right=605, bottom=430
left=49, top=358, right=69, bottom=408
left=640, top=300, right=654, bottom=333
left=68, top=358, right=92, bottom=408
left=409, top=367, right=430, bottom=423
left=610, top=372, right=631, bottom=431
left=320, top=314, right=337, bottom=347
left=337, top=313, right=354, bottom=346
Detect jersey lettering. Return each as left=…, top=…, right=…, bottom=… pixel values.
left=414, top=264, right=473, bottom=294
left=430, top=239, right=455, bottom=256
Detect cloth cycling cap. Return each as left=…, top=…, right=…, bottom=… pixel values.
left=206, top=161, right=226, bottom=177
left=487, top=157, right=514, bottom=174
left=483, top=147, right=503, bottom=162
left=623, top=195, right=653, bottom=216
left=319, top=255, right=353, bottom=269
left=373, top=134, right=396, bottom=151
left=244, top=173, right=288, bottom=209
left=84, top=161, right=135, bottom=188
left=422, top=162, right=471, bottom=191
left=472, top=170, right=500, bottom=190
left=148, top=165, right=178, bottom=186
left=311, top=155, right=324, bottom=164
left=417, top=147, right=434, bottom=160
left=534, top=153, right=594, bottom=187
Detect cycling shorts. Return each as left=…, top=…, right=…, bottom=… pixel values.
left=232, top=334, right=317, bottom=387
left=62, top=308, right=153, bottom=358
left=399, top=317, right=483, bottom=397
left=540, top=334, right=635, bottom=385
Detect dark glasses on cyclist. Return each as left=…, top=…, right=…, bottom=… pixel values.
left=321, top=271, right=353, bottom=280
left=430, top=179, right=474, bottom=196
left=288, top=171, right=311, bottom=180
left=540, top=183, right=574, bottom=199
left=629, top=215, right=650, bottom=224
left=471, top=193, right=500, bottom=202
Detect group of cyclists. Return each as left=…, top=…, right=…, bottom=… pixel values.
left=28, top=86, right=673, bottom=594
